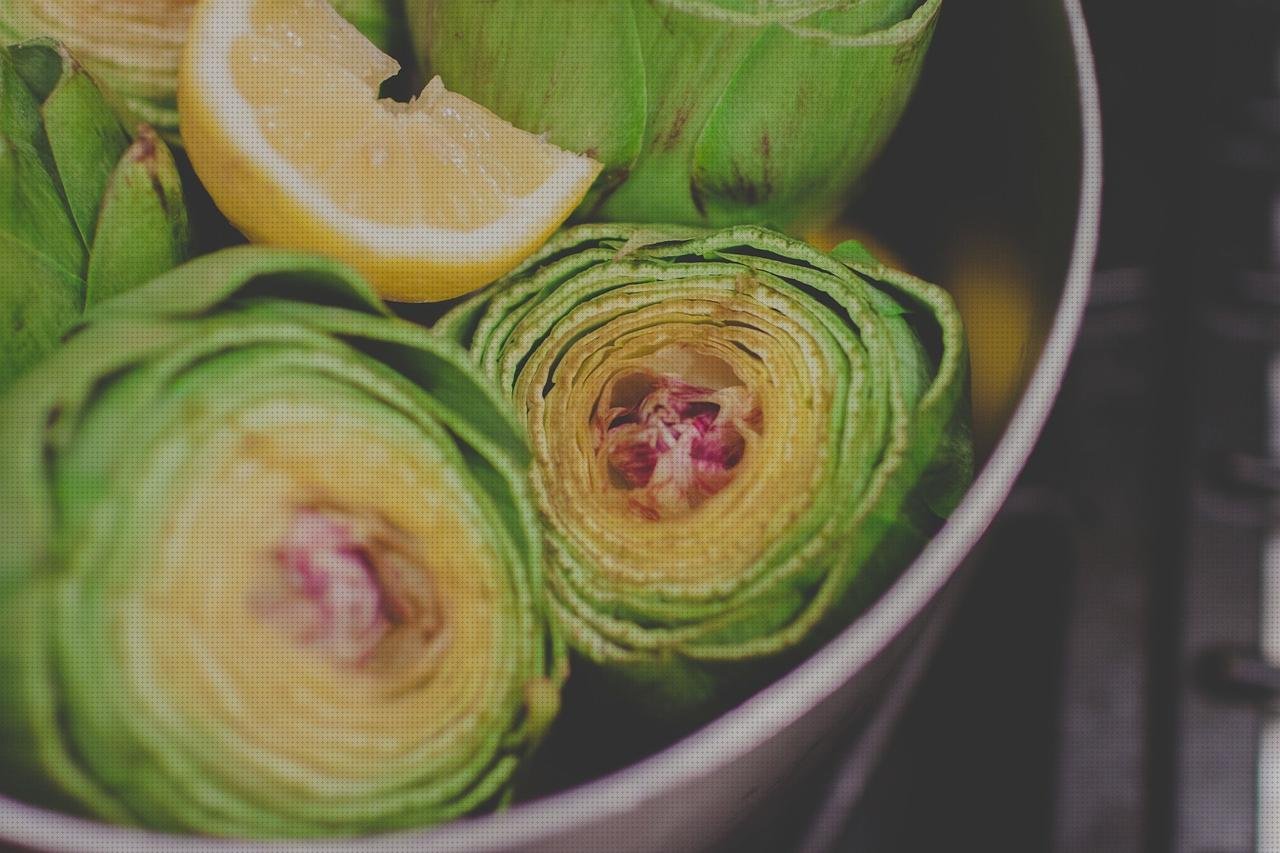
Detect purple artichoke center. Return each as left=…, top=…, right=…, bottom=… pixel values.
left=256, top=510, right=431, bottom=667
left=596, top=374, right=762, bottom=520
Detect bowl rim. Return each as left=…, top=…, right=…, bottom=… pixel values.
left=0, top=1, right=1103, bottom=849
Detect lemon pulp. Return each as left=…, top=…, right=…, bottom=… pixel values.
left=180, top=0, right=601, bottom=300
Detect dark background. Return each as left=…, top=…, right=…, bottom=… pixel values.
left=737, top=1, right=1280, bottom=850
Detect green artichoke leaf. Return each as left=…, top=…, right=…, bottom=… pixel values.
left=39, top=51, right=131, bottom=244
left=0, top=247, right=563, bottom=837
left=415, top=0, right=645, bottom=179
left=829, top=237, right=883, bottom=268
left=0, top=127, right=83, bottom=277
left=0, top=228, right=81, bottom=391
left=332, top=0, right=411, bottom=62
left=851, top=258, right=975, bottom=520
left=443, top=224, right=972, bottom=717
left=689, top=3, right=939, bottom=228
left=0, top=42, right=54, bottom=157
left=0, top=39, right=190, bottom=390
left=590, top=3, right=767, bottom=223
left=411, top=0, right=943, bottom=231
left=84, top=128, right=190, bottom=306
left=0, top=46, right=83, bottom=276
left=5, top=37, right=62, bottom=98
left=92, top=244, right=390, bottom=322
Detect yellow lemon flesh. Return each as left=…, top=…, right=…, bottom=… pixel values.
left=179, top=0, right=601, bottom=301
left=942, top=226, right=1043, bottom=452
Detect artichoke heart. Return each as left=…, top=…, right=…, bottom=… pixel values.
left=442, top=224, right=972, bottom=713
left=0, top=0, right=401, bottom=139
left=0, top=248, right=562, bottom=837
left=0, top=39, right=189, bottom=391
left=410, top=0, right=941, bottom=231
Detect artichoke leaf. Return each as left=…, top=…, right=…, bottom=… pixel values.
left=0, top=38, right=191, bottom=390
left=39, top=52, right=130, bottom=243
left=0, top=127, right=83, bottom=277
left=0, top=228, right=81, bottom=391
left=85, top=127, right=190, bottom=306
left=415, top=0, right=646, bottom=177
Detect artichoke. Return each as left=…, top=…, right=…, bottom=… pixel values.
left=410, top=0, right=942, bottom=232
left=441, top=224, right=972, bottom=714
left=0, top=39, right=188, bottom=390
left=0, top=0, right=403, bottom=139
left=0, top=248, right=563, bottom=836
left=331, top=0, right=407, bottom=63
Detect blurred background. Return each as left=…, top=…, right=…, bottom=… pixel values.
left=719, top=1, right=1280, bottom=850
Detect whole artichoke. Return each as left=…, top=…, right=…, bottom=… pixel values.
left=0, top=248, right=563, bottom=836
left=0, top=39, right=188, bottom=390
left=0, top=0, right=402, bottom=140
left=410, top=0, right=942, bottom=232
left=441, top=224, right=972, bottom=714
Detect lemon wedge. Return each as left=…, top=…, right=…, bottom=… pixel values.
left=179, top=0, right=602, bottom=301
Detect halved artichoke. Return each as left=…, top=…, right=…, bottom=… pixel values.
left=441, top=224, right=973, bottom=714
left=0, top=39, right=189, bottom=390
left=0, top=248, right=563, bottom=836
left=0, top=0, right=401, bottom=139
left=410, top=0, right=942, bottom=232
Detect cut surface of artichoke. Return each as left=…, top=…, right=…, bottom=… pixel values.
left=143, top=406, right=510, bottom=780
left=180, top=0, right=601, bottom=301
left=0, top=248, right=561, bottom=837
left=443, top=224, right=972, bottom=713
left=0, top=0, right=195, bottom=133
left=539, top=299, right=828, bottom=585
left=0, top=0, right=402, bottom=137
